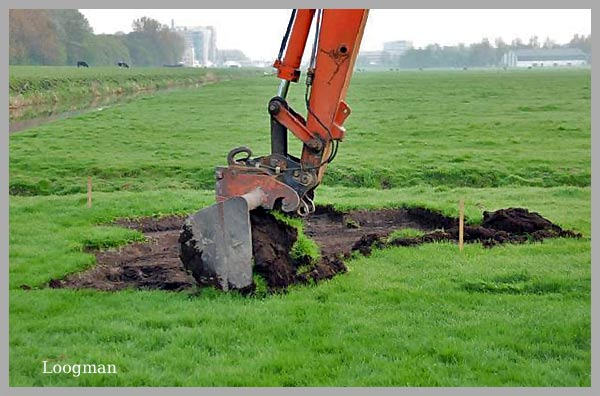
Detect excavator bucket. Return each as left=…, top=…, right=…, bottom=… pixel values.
left=179, top=189, right=265, bottom=291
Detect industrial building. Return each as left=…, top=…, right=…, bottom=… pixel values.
left=502, top=48, right=588, bottom=68
left=174, top=24, right=217, bottom=67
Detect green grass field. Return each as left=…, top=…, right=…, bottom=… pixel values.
left=10, top=69, right=590, bottom=195
left=9, top=68, right=590, bottom=386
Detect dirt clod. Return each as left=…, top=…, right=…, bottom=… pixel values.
left=481, top=207, right=560, bottom=233
left=251, top=209, right=302, bottom=288
left=49, top=207, right=581, bottom=293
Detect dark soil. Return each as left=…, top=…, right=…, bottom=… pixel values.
left=247, top=209, right=349, bottom=290
left=304, top=205, right=457, bottom=257
left=50, top=216, right=195, bottom=291
left=249, top=210, right=305, bottom=289
left=49, top=207, right=581, bottom=293
left=385, top=207, right=581, bottom=252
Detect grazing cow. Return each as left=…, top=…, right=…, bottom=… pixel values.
left=117, top=61, right=130, bottom=68
left=77, top=61, right=89, bottom=68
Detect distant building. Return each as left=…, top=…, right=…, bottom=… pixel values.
left=502, top=48, right=588, bottom=68
left=357, top=40, right=413, bottom=66
left=358, top=51, right=384, bottom=66
left=383, top=40, right=413, bottom=60
left=175, top=25, right=217, bottom=67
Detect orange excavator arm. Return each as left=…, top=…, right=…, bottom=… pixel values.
left=180, top=9, right=369, bottom=291
left=217, top=9, right=369, bottom=216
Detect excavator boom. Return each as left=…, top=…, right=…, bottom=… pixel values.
left=180, top=9, right=369, bottom=291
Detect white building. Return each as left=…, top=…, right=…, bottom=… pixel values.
left=502, top=48, right=588, bottom=68
left=175, top=25, right=217, bottom=67
left=383, top=40, right=413, bottom=59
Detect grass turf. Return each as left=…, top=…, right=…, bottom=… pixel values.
left=9, top=68, right=590, bottom=386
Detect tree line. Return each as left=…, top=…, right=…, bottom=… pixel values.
left=357, top=34, right=591, bottom=69
left=9, top=10, right=184, bottom=67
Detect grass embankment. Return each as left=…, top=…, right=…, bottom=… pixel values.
left=9, top=69, right=591, bottom=386
left=9, top=66, right=263, bottom=120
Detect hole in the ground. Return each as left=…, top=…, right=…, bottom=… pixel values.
left=47, top=206, right=581, bottom=293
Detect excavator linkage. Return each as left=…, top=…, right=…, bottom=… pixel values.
left=179, top=9, right=369, bottom=291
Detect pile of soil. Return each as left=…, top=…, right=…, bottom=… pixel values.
left=248, top=209, right=348, bottom=290
left=48, top=206, right=580, bottom=293
left=381, top=207, right=581, bottom=252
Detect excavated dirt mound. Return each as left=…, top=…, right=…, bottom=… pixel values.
left=248, top=209, right=348, bottom=290
left=384, top=207, right=581, bottom=252
left=49, top=207, right=581, bottom=292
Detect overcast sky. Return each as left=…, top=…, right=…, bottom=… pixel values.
left=79, top=9, right=591, bottom=60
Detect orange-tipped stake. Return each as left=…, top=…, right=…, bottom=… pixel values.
left=459, top=199, right=464, bottom=252
left=87, top=176, right=92, bottom=208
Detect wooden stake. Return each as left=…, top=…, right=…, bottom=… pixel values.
left=87, top=176, right=92, bottom=208
left=459, top=198, right=464, bottom=252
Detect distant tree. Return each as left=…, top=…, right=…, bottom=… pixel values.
left=470, top=38, right=495, bottom=66
left=125, top=16, right=184, bottom=66
left=494, top=37, right=507, bottom=49
left=493, top=37, right=509, bottom=64
left=511, top=38, right=526, bottom=49
left=85, top=34, right=131, bottom=66
left=359, top=33, right=591, bottom=70
left=568, top=33, right=591, bottom=54
left=158, top=28, right=185, bottom=65
left=542, top=36, right=557, bottom=49
left=528, top=35, right=540, bottom=48
left=217, top=49, right=250, bottom=64
left=132, top=17, right=162, bottom=34
left=49, top=10, right=94, bottom=64
left=9, top=9, right=64, bottom=65
left=9, top=11, right=183, bottom=66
